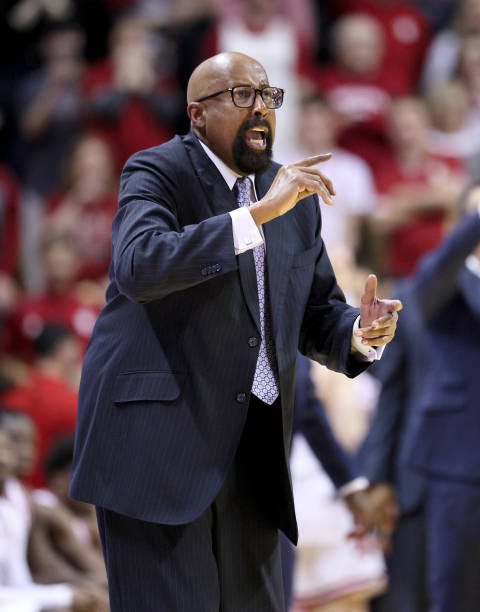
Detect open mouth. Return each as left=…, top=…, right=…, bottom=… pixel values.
left=244, top=127, right=268, bottom=150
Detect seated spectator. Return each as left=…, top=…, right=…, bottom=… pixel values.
left=41, top=435, right=101, bottom=552
left=0, top=409, right=36, bottom=483
left=279, top=94, right=376, bottom=262
left=0, top=324, right=80, bottom=489
left=44, top=132, right=118, bottom=285
left=368, top=96, right=467, bottom=278
left=0, top=409, right=107, bottom=592
left=333, top=0, right=431, bottom=95
left=426, top=79, right=480, bottom=179
left=2, top=231, right=102, bottom=366
left=137, top=0, right=219, bottom=134
left=421, top=0, right=480, bottom=90
left=314, top=13, right=393, bottom=169
left=0, top=416, right=107, bottom=611
left=82, top=14, right=182, bottom=171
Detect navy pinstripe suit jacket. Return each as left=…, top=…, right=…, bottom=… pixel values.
left=70, top=131, right=368, bottom=543
left=406, top=212, right=480, bottom=483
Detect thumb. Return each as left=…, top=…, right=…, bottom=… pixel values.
left=361, top=273, right=377, bottom=305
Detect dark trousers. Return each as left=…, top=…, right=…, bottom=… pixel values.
left=370, top=510, right=427, bottom=612
left=425, top=478, right=480, bottom=612
left=372, top=478, right=480, bottom=612
left=96, top=396, right=290, bottom=611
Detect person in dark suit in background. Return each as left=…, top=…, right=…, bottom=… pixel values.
left=406, top=181, right=480, bottom=612
left=359, top=180, right=480, bottom=612
left=69, top=51, right=402, bottom=611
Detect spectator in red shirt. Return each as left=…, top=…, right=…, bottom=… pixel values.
left=369, top=96, right=468, bottom=277
left=315, top=13, right=393, bottom=168
left=82, top=14, right=182, bottom=172
left=2, top=232, right=101, bottom=366
left=44, top=132, right=118, bottom=286
left=426, top=78, right=480, bottom=180
left=0, top=324, right=80, bottom=489
left=279, top=94, right=377, bottom=261
left=333, top=0, right=431, bottom=95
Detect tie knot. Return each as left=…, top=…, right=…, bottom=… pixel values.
left=235, top=177, right=252, bottom=208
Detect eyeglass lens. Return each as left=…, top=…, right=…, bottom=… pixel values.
left=232, top=87, right=283, bottom=108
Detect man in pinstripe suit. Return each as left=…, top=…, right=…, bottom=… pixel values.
left=70, top=51, right=401, bottom=611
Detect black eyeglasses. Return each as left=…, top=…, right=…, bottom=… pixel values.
left=195, top=85, right=284, bottom=109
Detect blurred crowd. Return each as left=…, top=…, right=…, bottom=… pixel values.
left=0, top=0, right=479, bottom=610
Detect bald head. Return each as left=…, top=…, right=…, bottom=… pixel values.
left=186, top=52, right=275, bottom=175
left=187, top=52, right=266, bottom=104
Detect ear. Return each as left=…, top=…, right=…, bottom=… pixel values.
left=188, top=102, right=206, bottom=129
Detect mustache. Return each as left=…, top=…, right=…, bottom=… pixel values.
left=238, top=118, right=272, bottom=136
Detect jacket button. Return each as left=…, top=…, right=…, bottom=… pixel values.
left=236, top=392, right=247, bottom=403
left=248, top=336, right=258, bottom=347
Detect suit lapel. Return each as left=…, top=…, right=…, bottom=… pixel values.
left=183, top=132, right=261, bottom=333
left=182, top=132, right=237, bottom=216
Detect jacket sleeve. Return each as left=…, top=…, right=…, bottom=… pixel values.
left=112, top=149, right=239, bottom=303
left=298, top=196, right=367, bottom=378
left=413, top=212, right=480, bottom=321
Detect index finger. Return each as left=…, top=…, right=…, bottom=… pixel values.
left=292, top=153, right=332, bottom=167
left=361, top=273, right=378, bottom=305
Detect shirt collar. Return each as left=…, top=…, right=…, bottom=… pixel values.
left=197, top=138, right=255, bottom=192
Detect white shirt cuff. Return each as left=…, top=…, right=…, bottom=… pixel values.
left=229, top=207, right=264, bottom=255
left=337, top=476, right=370, bottom=498
left=351, top=315, right=385, bottom=361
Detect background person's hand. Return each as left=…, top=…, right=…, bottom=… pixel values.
left=344, top=483, right=400, bottom=552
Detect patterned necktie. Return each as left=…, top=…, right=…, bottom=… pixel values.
left=235, top=177, right=279, bottom=405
